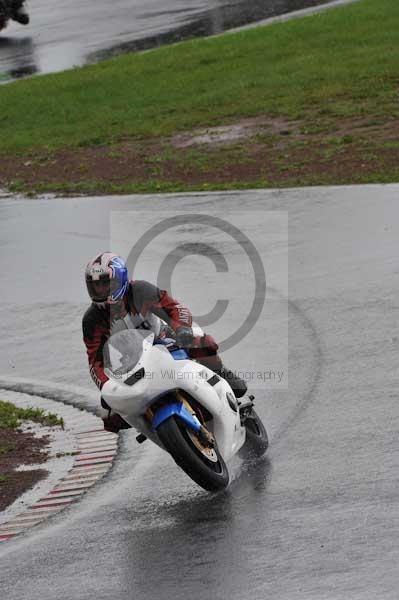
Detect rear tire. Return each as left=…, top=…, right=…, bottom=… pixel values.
left=157, top=416, right=229, bottom=492
left=239, top=409, right=268, bottom=459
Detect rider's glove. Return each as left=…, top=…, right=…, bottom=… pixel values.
left=175, top=326, right=194, bottom=348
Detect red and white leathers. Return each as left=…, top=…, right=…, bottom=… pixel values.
left=82, top=279, right=221, bottom=392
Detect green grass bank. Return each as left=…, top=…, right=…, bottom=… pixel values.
left=1, top=0, right=398, bottom=193
left=0, top=400, right=64, bottom=431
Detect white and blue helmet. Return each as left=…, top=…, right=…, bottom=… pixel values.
left=85, top=252, right=129, bottom=304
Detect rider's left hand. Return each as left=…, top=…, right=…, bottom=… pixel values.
left=175, top=326, right=194, bottom=347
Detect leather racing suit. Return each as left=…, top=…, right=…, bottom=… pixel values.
left=82, top=280, right=246, bottom=431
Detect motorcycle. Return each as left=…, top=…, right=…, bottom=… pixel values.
left=101, top=329, right=268, bottom=492
left=0, top=0, right=29, bottom=32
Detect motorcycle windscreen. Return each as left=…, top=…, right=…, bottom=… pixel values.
left=103, top=329, right=153, bottom=376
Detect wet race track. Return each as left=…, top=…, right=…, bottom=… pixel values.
left=1, top=185, right=399, bottom=598
left=0, top=0, right=337, bottom=80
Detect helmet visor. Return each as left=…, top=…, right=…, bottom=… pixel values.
left=86, top=275, right=121, bottom=302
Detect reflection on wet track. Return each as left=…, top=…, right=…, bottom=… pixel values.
left=0, top=0, right=334, bottom=81
left=0, top=35, right=37, bottom=79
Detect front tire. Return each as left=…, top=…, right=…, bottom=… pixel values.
left=157, top=416, right=229, bottom=492
left=239, top=409, right=269, bottom=459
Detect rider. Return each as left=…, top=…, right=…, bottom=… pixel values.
left=12, top=0, right=29, bottom=24
left=1, top=0, right=30, bottom=25
left=83, top=252, right=247, bottom=433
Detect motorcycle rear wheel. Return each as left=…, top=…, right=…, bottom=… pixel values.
left=238, top=409, right=269, bottom=459
left=157, top=416, right=229, bottom=492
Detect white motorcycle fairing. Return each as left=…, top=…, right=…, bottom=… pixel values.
left=101, top=330, right=246, bottom=462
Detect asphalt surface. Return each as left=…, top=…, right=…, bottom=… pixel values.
left=0, top=0, right=337, bottom=80
left=0, top=184, right=399, bottom=599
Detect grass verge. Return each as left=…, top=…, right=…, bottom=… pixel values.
left=0, top=400, right=63, bottom=509
left=0, top=400, right=64, bottom=431
left=1, top=0, right=398, bottom=193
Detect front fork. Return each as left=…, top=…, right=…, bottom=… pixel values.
left=148, top=393, right=215, bottom=448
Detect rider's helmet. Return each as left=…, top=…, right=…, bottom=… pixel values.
left=85, top=252, right=129, bottom=305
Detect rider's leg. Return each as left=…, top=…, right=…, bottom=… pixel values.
left=189, top=335, right=248, bottom=399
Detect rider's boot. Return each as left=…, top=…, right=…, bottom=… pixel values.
left=100, top=397, right=131, bottom=433
left=11, top=1, right=29, bottom=24
left=217, top=366, right=247, bottom=399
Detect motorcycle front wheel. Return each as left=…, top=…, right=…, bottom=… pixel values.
left=157, top=416, right=229, bottom=492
